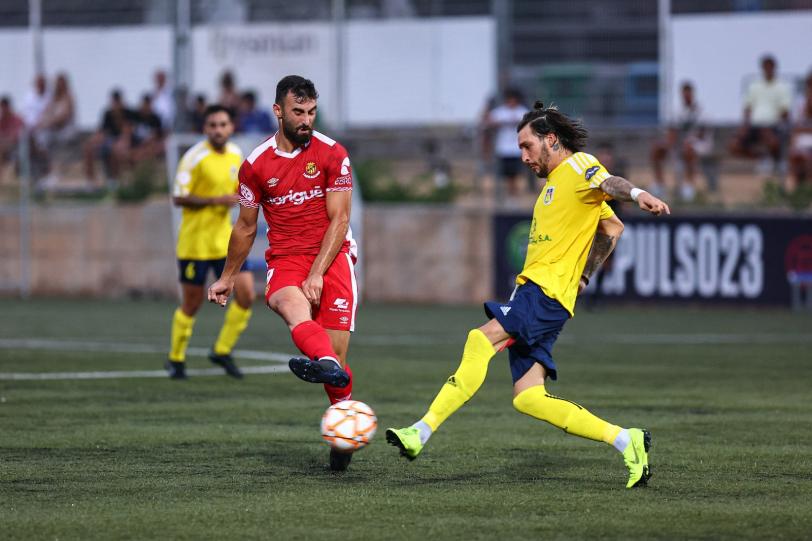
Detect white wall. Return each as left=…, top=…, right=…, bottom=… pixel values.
left=0, top=18, right=495, bottom=130
left=671, top=11, right=812, bottom=125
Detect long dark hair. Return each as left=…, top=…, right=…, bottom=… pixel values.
left=517, top=101, right=588, bottom=152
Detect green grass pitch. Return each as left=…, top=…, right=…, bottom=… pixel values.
left=1, top=299, right=811, bottom=539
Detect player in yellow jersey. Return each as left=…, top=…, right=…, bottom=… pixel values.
left=387, top=101, right=670, bottom=488
left=166, top=105, right=255, bottom=380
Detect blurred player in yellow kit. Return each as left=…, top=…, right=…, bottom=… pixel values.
left=387, top=102, right=670, bottom=488
left=166, top=105, right=255, bottom=380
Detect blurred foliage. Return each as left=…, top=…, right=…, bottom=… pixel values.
left=354, top=159, right=458, bottom=204
left=115, top=160, right=164, bottom=203
left=762, top=179, right=812, bottom=211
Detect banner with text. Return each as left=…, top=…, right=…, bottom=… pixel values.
left=494, top=214, right=812, bottom=306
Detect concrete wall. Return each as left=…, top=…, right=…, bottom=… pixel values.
left=1, top=201, right=493, bottom=303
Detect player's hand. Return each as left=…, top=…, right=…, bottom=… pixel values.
left=301, top=274, right=324, bottom=305
left=637, top=192, right=671, bottom=216
left=208, top=277, right=236, bottom=307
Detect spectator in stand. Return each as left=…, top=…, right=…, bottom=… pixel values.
left=729, top=55, right=792, bottom=173
left=0, top=96, right=24, bottom=171
left=650, top=81, right=714, bottom=202
left=20, top=74, right=49, bottom=129
left=236, top=90, right=275, bottom=134
left=486, top=87, right=530, bottom=197
left=218, top=71, right=240, bottom=117
left=150, top=69, right=174, bottom=130
left=33, top=73, right=76, bottom=185
left=788, top=73, right=812, bottom=191
left=83, top=89, right=138, bottom=184
left=129, top=94, right=165, bottom=164
left=191, top=94, right=208, bottom=133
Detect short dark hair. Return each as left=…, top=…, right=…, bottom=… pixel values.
left=517, top=101, right=588, bottom=153
left=275, top=75, right=318, bottom=105
left=203, top=104, right=233, bottom=122
left=1, top=95, right=10, bottom=107
left=761, top=54, right=776, bottom=67
left=241, top=90, right=257, bottom=104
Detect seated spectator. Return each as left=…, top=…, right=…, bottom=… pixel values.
left=33, top=73, right=76, bottom=185
left=218, top=70, right=240, bottom=117
left=20, top=74, right=49, bottom=129
left=83, top=89, right=138, bottom=184
left=0, top=96, right=24, bottom=172
left=128, top=94, right=165, bottom=164
left=729, top=55, right=791, bottom=173
left=789, top=73, right=812, bottom=191
left=237, top=90, right=276, bottom=134
left=190, top=94, right=208, bottom=133
left=650, top=81, right=714, bottom=202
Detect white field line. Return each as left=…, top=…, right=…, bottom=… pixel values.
left=0, top=365, right=290, bottom=381
left=352, top=333, right=812, bottom=346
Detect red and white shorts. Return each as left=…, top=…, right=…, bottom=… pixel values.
left=265, top=252, right=358, bottom=332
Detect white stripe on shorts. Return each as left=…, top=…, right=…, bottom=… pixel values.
left=345, top=252, right=358, bottom=332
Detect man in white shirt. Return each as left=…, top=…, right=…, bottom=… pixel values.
left=729, top=55, right=792, bottom=170
left=150, top=70, right=174, bottom=131
left=20, top=74, right=50, bottom=128
left=486, top=88, right=530, bottom=197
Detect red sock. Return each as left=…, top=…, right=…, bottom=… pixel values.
left=291, top=320, right=338, bottom=361
left=325, top=363, right=353, bottom=405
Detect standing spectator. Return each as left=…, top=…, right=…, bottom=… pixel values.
left=218, top=71, right=240, bottom=116
left=83, top=89, right=137, bottom=184
left=486, top=88, right=530, bottom=197
left=650, top=82, right=714, bottom=202
left=150, top=69, right=174, bottom=131
left=788, top=73, right=812, bottom=191
left=729, top=55, right=792, bottom=172
left=236, top=90, right=275, bottom=134
left=20, top=74, right=49, bottom=128
left=0, top=96, right=24, bottom=172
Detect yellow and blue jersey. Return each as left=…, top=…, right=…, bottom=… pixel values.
left=173, top=140, right=243, bottom=260
left=517, top=152, right=612, bottom=315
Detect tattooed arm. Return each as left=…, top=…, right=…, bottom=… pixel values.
left=600, top=176, right=671, bottom=216
left=578, top=214, right=624, bottom=294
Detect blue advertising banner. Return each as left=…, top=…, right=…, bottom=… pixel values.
left=493, top=214, right=812, bottom=306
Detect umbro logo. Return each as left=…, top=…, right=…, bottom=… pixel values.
left=266, top=177, right=280, bottom=187
left=500, top=306, right=511, bottom=316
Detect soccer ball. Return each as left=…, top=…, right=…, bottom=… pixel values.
left=320, top=400, right=377, bottom=452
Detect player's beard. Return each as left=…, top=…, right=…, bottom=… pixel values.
left=281, top=120, right=312, bottom=146
left=533, top=141, right=552, bottom=178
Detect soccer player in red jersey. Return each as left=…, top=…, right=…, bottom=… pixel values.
left=208, top=75, right=358, bottom=470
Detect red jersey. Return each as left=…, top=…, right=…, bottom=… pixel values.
left=238, top=130, right=356, bottom=259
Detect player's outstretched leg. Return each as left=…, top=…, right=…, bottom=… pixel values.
left=512, top=385, right=652, bottom=488
left=209, top=302, right=251, bottom=378
left=387, top=329, right=496, bottom=460
left=167, top=308, right=195, bottom=380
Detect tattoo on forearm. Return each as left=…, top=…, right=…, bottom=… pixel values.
left=582, top=232, right=617, bottom=279
left=600, top=176, right=636, bottom=202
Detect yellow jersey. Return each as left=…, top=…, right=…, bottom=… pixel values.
left=173, top=140, right=243, bottom=260
left=517, top=152, right=612, bottom=315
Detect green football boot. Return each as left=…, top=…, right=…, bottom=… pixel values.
left=623, top=428, right=652, bottom=488
left=385, top=427, right=424, bottom=461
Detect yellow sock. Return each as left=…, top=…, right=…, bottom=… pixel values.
left=513, top=385, right=622, bottom=445
left=421, top=329, right=495, bottom=431
left=169, top=308, right=195, bottom=362
left=213, top=303, right=252, bottom=356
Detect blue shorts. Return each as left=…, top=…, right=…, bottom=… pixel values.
left=484, top=281, right=570, bottom=382
left=177, top=258, right=248, bottom=285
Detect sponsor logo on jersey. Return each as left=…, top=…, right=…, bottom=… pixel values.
left=239, top=183, right=255, bottom=202
left=543, top=186, right=555, bottom=205
left=340, top=157, right=351, bottom=176
left=266, top=177, right=280, bottom=187
left=334, top=177, right=352, bottom=186
left=585, top=165, right=601, bottom=181
left=267, top=186, right=324, bottom=206
left=304, top=161, right=321, bottom=179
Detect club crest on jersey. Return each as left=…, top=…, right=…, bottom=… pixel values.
left=304, top=161, right=321, bottom=179
left=543, top=186, right=555, bottom=205
left=585, top=166, right=601, bottom=181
